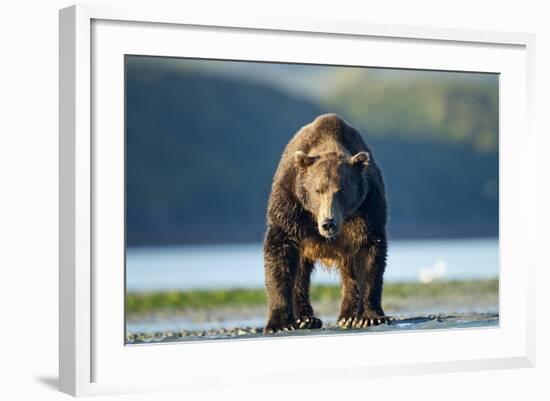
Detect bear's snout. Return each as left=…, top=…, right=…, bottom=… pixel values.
left=321, top=218, right=336, bottom=232
left=319, top=217, right=340, bottom=239
left=316, top=193, right=343, bottom=239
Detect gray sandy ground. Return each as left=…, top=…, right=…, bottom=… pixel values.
left=126, top=313, right=499, bottom=344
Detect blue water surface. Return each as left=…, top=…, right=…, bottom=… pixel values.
left=126, top=238, right=498, bottom=291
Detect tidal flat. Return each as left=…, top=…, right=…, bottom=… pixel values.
left=127, top=313, right=499, bottom=344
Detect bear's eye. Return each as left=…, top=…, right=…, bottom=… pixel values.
left=315, top=189, right=322, bottom=194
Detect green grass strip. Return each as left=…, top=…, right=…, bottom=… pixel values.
left=126, top=279, right=498, bottom=315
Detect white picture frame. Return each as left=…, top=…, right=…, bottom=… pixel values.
left=59, top=4, right=536, bottom=397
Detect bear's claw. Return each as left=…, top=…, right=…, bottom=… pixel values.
left=296, top=316, right=323, bottom=329
left=263, top=323, right=296, bottom=334
left=338, top=315, right=391, bottom=329
left=352, top=315, right=390, bottom=328
left=337, top=317, right=355, bottom=329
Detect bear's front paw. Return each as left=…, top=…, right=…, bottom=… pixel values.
left=352, top=312, right=390, bottom=328
left=296, top=316, right=323, bottom=329
left=338, top=312, right=390, bottom=329
left=264, top=314, right=297, bottom=334
left=264, top=322, right=296, bottom=334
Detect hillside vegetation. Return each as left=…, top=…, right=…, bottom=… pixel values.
left=323, top=69, right=498, bottom=152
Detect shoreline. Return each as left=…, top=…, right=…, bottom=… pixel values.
left=125, top=279, right=498, bottom=340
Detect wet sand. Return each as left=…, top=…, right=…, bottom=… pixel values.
left=126, top=313, right=499, bottom=344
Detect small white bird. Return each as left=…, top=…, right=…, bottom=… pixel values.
left=419, top=260, right=447, bottom=283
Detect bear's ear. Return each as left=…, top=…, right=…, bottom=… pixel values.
left=350, top=151, right=370, bottom=167
left=294, top=151, right=317, bottom=169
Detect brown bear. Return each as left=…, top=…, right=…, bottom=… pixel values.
left=263, top=113, right=388, bottom=333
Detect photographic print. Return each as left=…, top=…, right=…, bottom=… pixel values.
left=124, top=56, right=499, bottom=344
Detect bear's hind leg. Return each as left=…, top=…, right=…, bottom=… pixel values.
left=293, top=259, right=322, bottom=329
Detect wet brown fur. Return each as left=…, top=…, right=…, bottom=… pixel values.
left=263, top=114, right=388, bottom=333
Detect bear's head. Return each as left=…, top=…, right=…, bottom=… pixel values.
left=294, top=150, right=370, bottom=240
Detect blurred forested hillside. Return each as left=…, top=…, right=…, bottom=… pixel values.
left=126, top=57, right=498, bottom=246
left=322, top=69, right=498, bottom=152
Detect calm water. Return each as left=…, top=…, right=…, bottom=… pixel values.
left=126, top=238, right=498, bottom=291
